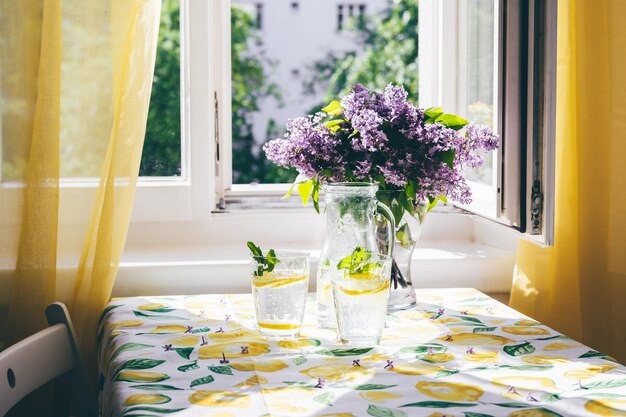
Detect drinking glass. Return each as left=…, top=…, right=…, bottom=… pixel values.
left=330, top=253, right=392, bottom=345
left=250, top=251, right=310, bottom=340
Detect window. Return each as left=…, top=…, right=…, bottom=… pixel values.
left=140, top=0, right=182, bottom=178
left=124, top=0, right=555, bottom=247
left=419, top=0, right=555, bottom=245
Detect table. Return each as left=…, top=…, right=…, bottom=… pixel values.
left=98, top=289, right=626, bottom=417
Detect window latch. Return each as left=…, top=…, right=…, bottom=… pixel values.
left=214, top=92, right=220, bottom=170
left=530, top=180, right=543, bottom=235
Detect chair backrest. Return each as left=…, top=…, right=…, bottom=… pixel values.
left=0, top=302, right=98, bottom=417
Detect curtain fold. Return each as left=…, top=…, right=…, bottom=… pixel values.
left=510, top=0, right=626, bottom=363
left=4, top=0, right=61, bottom=346
left=0, top=0, right=160, bottom=377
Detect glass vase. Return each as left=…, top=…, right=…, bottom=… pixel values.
left=316, top=183, right=395, bottom=328
left=376, top=204, right=427, bottom=310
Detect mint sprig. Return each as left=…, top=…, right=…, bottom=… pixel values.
left=247, top=241, right=280, bottom=277
left=336, top=246, right=381, bottom=275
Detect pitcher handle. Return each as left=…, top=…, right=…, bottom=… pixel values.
left=376, top=202, right=396, bottom=257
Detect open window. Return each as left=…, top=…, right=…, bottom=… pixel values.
left=125, top=0, right=555, bottom=246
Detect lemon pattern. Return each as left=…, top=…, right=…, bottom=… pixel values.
left=98, top=290, right=626, bottom=417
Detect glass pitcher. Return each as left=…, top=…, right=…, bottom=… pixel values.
left=316, top=182, right=395, bottom=328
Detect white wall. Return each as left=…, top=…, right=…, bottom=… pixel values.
left=232, top=0, right=389, bottom=159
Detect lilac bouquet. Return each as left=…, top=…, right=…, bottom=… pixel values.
left=264, top=83, right=499, bottom=223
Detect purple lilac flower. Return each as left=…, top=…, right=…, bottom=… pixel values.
left=264, top=83, right=500, bottom=206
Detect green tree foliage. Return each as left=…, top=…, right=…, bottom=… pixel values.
left=307, top=0, right=419, bottom=105
left=231, top=6, right=295, bottom=184
left=141, top=2, right=294, bottom=183
left=141, top=0, right=181, bottom=176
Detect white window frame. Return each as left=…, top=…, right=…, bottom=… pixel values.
left=419, top=0, right=555, bottom=246
left=136, top=0, right=556, bottom=247
left=0, top=0, right=555, bottom=252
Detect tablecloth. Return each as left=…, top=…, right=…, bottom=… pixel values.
left=97, top=289, right=626, bottom=417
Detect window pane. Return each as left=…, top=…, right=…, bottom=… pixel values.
left=231, top=0, right=418, bottom=184
left=140, top=0, right=181, bottom=177
left=462, top=0, right=497, bottom=186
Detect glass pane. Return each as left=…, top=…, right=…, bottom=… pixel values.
left=462, top=0, right=497, bottom=186
left=231, top=0, right=419, bottom=184
left=140, top=0, right=182, bottom=177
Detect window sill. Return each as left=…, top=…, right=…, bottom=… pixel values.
left=0, top=210, right=519, bottom=309
left=112, top=210, right=519, bottom=298
left=111, top=238, right=516, bottom=298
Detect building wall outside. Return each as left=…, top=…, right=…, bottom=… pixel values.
left=232, top=0, right=389, bottom=164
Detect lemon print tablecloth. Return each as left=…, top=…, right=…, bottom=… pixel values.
left=98, top=289, right=626, bottom=417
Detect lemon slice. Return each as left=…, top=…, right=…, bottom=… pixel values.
left=336, top=280, right=390, bottom=296
left=345, top=272, right=382, bottom=280
left=585, top=399, right=626, bottom=416
left=252, top=273, right=307, bottom=288
left=258, top=322, right=300, bottom=331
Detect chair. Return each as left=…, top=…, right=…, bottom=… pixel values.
left=0, top=302, right=98, bottom=417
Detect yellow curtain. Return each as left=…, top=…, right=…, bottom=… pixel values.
left=0, top=0, right=160, bottom=372
left=510, top=0, right=626, bottom=363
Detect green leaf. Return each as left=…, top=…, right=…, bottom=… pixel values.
left=100, top=304, right=122, bottom=320
left=209, top=365, right=233, bottom=375
left=424, top=107, right=443, bottom=119
left=434, top=113, right=469, bottom=130
left=473, top=327, right=497, bottom=333
left=397, top=192, right=415, bottom=216
left=247, top=241, right=263, bottom=257
left=266, top=249, right=281, bottom=273
left=367, top=404, right=407, bottom=417
left=129, top=384, right=182, bottom=391
left=297, top=180, right=314, bottom=207
left=491, top=402, right=531, bottom=408
left=427, top=195, right=443, bottom=213
left=283, top=381, right=318, bottom=388
left=586, top=393, right=626, bottom=399
left=312, top=181, right=320, bottom=213
left=400, top=401, right=477, bottom=408
left=190, top=375, right=215, bottom=388
left=313, top=392, right=335, bottom=406
left=111, top=343, right=154, bottom=361
left=354, top=384, right=397, bottom=390
left=116, top=373, right=170, bottom=383
left=282, top=182, right=297, bottom=200
left=438, top=149, right=456, bottom=170
left=390, top=200, right=405, bottom=226
left=174, top=347, right=193, bottom=359
left=470, top=364, right=553, bottom=372
left=398, top=343, right=446, bottom=354
left=291, top=356, right=307, bottom=366
left=454, top=316, right=485, bottom=325
left=534, top=409, right=563, bottom=417
left=435, top=369, right=459, bottom=378
left=534, top=335, right=571, bottom=341
left=132, top=311, right=188, bottom=321
left=579, top=350, right=608, bottom=359
left=316, top=347, right=373, bottom=357
left=190, top=327, right=211, bottom=334
left=325, top=118, right=346, bottom=129
left=114, top=359, right=165, bottom=378
left=124, top=407, right=185, bottom=414
left=177, top=361, right=199, bottom=373
left=322, top=100, right=342, bottom=115
left=542, top=394, right=561, bottom=402
left=503, top=364, right=553, bottom=371
left=464, top=413, right=495, bottom=417
left=503, top=342, right=536, bottom=357
left=405, top=180, right=417, bottom=201
left=578, top=379, right=626, bottom=390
